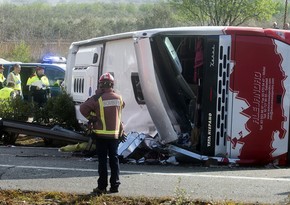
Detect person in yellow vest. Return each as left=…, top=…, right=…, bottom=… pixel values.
left=0, top=64, right=6, bottom=89
left=0, top=82, right=16, bottom=112
left=26, top=66, right=50, bottom=107
left=6, top=64, right=22, bottom=97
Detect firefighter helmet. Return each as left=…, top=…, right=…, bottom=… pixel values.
left=99, top=72, right=114, bottom=88
left=99, top=73, right=114, bottom=83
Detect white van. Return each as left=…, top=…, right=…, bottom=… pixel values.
left=65, top=26, right=290, bottom=165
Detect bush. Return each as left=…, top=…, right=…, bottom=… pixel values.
left=1, top=93, right=80, bottom=145
left=0, top=93, right=78, bottom=125
left=41, top=92, right=79, bottom=130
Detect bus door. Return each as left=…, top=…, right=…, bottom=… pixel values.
left=73, top=44, right=103, bottom=103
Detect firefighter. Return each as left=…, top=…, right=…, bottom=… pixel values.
left=26, top=66, right=50, bottom=107
left=80, top=72, right=125, bottom=195
left=0, top=64, right=5, bottom=89
left=6, top=64, right=22, bottom=97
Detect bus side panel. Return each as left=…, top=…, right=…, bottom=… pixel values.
left=102, top=38, right=156, bottom=135
left=229, top=35, right=289, bottom=164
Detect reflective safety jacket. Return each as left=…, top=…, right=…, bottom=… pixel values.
left=0, top=73, right=5, bottom=83
left=26, top=74, right=49, bottom=90
left=80, top=88, right=125, bottom=139
left=0, top=87, right=15, bottom=112
left=0, top=73, right=5, bottom=89
left=0, top=87, right=15, bottom=100
left=7, top=72, right=22, bottom=91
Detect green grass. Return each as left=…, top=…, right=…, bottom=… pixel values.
left=0, top=189, right=266, bottom=205
left=0, top=190, right=197, bottom=205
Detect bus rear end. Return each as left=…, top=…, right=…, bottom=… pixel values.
left=135, top=27, right=290, bottom=165
left=226, top=27, right=290, bottom=165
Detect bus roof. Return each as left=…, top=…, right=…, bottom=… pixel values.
left=71, top=26, right=290, bottom=48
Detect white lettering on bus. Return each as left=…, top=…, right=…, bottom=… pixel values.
left=252, top=71, right=262, bottom=124
left=207, top=113, right=212, bottom=147
left=210, top=44, right=216, bottom=68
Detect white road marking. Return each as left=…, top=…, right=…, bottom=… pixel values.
left=0, top=164, right=289, bottom=182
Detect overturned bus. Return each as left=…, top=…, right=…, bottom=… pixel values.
left=65, top=26, right=290, bottom=166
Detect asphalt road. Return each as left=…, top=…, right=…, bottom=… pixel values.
left=0, top=145, right=289, bottom=204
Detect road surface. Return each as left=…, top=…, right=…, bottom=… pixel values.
left=0, top=146, right=289, bottom=204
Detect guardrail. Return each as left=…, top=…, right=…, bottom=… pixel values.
left=0, top=118, right=88, bottom=143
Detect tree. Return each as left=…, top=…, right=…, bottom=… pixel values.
left=137, top=2, right=179, bottom=29
left=169, top=0, right=280, bottom=26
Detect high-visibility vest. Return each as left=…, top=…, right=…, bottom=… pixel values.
left=8, top=72, right=21, bottom=91
left=0, top=87, right=14, bottom=100
left=92, top=96, right=123, bottom=138
left=0, top=87, right=15, bottom=112
left=0, top=73, right=5, bottom=83
left=27, top=74, right=49, bottom=89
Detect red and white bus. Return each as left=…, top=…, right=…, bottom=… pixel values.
left=66, top=26, right=290, bottom=165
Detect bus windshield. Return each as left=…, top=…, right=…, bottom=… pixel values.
left=149, top=34, right=220, bottom=152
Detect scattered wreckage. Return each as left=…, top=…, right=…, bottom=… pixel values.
left=58, top=131, right=239, bottom=166
left=0, top=118, right=230, bottom=166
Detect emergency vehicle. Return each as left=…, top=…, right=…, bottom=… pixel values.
left=3, top=63, right=65, bottom=100
left=65, top=26, right=290, bottom=165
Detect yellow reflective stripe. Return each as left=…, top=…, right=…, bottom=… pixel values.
left=117, top=98, right=122, bottom=130
left=93, top=130, right=119, bottom=135
left=98, top=97, right=106, bottom=131
left=89, top=111, right=96, bottom=116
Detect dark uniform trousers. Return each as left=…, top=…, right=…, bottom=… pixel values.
left=95, top=138, right=120, bottom=190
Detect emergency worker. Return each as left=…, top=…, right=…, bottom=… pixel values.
left=26, top=66, right=50, bottom=107
left=0, top=65, right=6, bottom=89
left=0, top=64, right=5, bottom=89
left=6, top=64, right=22, bottom=97
left=0, top=82, right=16, bottom=112
left=80, top=72, right=125, bottom=195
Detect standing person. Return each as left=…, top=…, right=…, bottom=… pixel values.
left=80, top=72, right=125, bottom=195
left=6, top=64, right=22, bottom=97
left=26, top=66, right=50, bottom=107
left=0, top=64, right=5, bottom=89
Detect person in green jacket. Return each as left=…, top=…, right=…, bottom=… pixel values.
left=26, top=66, right=50, bottom=107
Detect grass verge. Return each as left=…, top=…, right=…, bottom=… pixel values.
left=0, top=189, right=213, bottom=205
left=0, top=189, right=276, bottom=205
